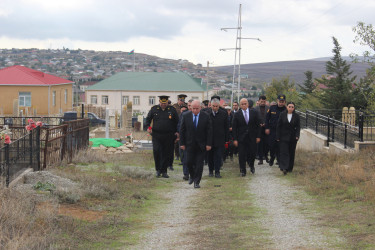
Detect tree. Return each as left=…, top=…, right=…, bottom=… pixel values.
left=264, top=75, right=299, bottom=103
left=300, top=71, right=315, bottom=95
left=316, top=37, right=356, bottom=110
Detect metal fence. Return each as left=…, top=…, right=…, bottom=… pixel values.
left=0, top=116, right=63, bottom=127
left=0, top=126, right=41, bottom=187
left=296, top=110, right=375, bottom=149
left=1, top=119, right=89, bottom=187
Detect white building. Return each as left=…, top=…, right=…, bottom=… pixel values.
left=86, top=72, right=206, bottom=116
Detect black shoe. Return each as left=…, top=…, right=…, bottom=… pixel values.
left=258, top=160, right=263, bottom=165
left=241, top=172, right=246, bottom=177
left=188, top=178, right=194, bottom=185
left=194, top=183, right=200, bottom=188
left=215, top=173, right=222, bottom=178
left=283, top=169, right=287, bottom=175
left=269, top=157, right=274, bottom=166
left=250, top=167, right=255, bottom=174
left=183, top=175, right=189, bottom=180
left=169, top=166, right=174, bottom=171
left=265, top=156, right=269, bottom=163
left=162, top=173, right=169, bottom=178
left=156, top=171, right=161, bottom=178
left=209, top=172, right=214, bottom=177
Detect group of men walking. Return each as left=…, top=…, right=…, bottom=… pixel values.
left=145, top=93, right=299, bottom=188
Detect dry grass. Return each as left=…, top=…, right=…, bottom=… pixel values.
left=0, top=188, right=58, bottom=249
left=293, top=149, right=375, bottom=248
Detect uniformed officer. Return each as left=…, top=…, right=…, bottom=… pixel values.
left=201, top=99, right=210, bottom=113
left=145, top=95, right=179, bottom=178
left=265, top=94, right=287, bottom=166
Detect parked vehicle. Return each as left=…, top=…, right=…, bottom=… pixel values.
left=62, top=111, right=105, bottom=126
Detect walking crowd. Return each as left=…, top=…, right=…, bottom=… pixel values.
left=145, top=93, right=301, bottom=188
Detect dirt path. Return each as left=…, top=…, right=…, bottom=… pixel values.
left=248, top=165, right=344, bottom=249
left=131, top=174, right=200, bottom=250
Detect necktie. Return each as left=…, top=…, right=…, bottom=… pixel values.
left=244, top=110, right=249, bottom=124
left=193, top=115, right=197, bottom=129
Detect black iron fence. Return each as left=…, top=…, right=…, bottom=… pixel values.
left=1, top=119, right=89, bottom=187
left=0, top=116, right=63, bottom=127
left=0, top=126, right=41, bottom=187
left=296, top=110, right=375, bottom=149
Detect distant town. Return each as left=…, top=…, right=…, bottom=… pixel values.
left=0, top=48, right=263, bottom=103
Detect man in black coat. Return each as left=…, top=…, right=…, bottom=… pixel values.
left=180, top=100, right=213, bottom=188
left=207, top=98, right=228, bottom=178
left=232, top=98, right=261, bottom=176
left=145, top=95, right=179, bottom=178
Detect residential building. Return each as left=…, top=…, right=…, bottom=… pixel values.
left=0, top=65, right=74, bottom=116
left=86, top=72, right=205, bottom=116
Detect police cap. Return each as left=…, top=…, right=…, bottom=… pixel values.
left=277, top=94, right=286, bottom=101
left=158, top=95, right=170, bottom=104
left=211, top=95, right=220, bottom=101
left=177, top=94, right=187, bottom=101
left=202, top=100, right=210, bottom=106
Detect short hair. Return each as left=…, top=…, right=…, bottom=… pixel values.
left=259, top=95, right=266, bottom=100
left=211, top=98, right=220, bottom=105
left=287, top=101, right=295, bottom=107
left=233, top=101, right=239, bottom=105
left=188, top=99, right=194, bottom=103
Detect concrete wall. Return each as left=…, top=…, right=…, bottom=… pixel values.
left=298, top=128, right=373, bottom=154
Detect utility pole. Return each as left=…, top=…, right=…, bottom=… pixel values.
left=206, top=61, right=214, bottom=100
left=220, top=4, right=261, bottom=104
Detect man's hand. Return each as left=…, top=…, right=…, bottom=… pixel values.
left=265, top=129, right=270, bottom=135
left=256, top=138, right=261, bottom=144
left=229, top=127, right=232, bottom=131
left=147, top=127, right=152, bottom=133
left=175, top=132, right=179, bottom=143
left=233, top=140, right=238, bottom=147
left=296, top=137, right=299, bottom=141
left=206, top=145, right=212, bottom=151
left=180, top=145, right=186, bottom=150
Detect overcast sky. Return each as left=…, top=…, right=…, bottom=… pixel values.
left=0, top=0, right=374, bottom=66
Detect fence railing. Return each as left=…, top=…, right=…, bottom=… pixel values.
left=0, top=126, right=41, bottom=187
left=0, top=116, right=63, bottom=127
left=1, top=119, right=89, bottom=187
left=296, top=110, right=375, bottom=149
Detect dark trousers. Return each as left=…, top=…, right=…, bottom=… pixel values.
left=257, top=130, right=269, bottom=160
left=208, top=145, right=224, bottom=174
left=152, top=133, right=175, bottom=173
left=182, top=149, right=189, bottom=176
left=268, top=130, right=280, bottom=162
left=186, top=142, right=206, bottom=185
left=238, top=139, right=256, bottom=174
left=174, top=142, right=180, bottom=159
left=279, top=140, right=297, bottom=172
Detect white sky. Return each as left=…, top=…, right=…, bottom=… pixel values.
left=0, top=0, right=374, bottom=66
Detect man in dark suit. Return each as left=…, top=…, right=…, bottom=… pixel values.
left=232, top=98, right=261, bottom=176
left=180, top=100, right=213, bottom=188
left=207, top=98, right=228, bottom=178
left=254, top=95, right=270, bottom=165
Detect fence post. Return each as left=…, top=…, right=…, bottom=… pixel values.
left=81, top=104, right=85, bottom=119
left=61, top=125, right=68, bottom=162
left=5, top=144, right=10, bottom=187
left=315, top=113, right=318, bottom=134
left=359, top=112, right=364, bottom=142
left=43, top=128, right=50, bottom=169
left=344, top=123, right=348, bottom=149
left=332, top=116, right=335, bottom=142
left=36, top=126, right=40, bottom=171
left=327, top=115, right=330, bottom=146
left=305, top=110, right=308, bottom=129
left=29, top=130, right=33, bottom=167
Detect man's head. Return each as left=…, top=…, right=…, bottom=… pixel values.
left=202, top=100, right=210, bottom=108
left=191, top=100, right=201, bottom=115
left=211, top=98, right=220, bottom=113
left=239, top=98, right=249, bottom=111
left=277, top=94, right=286, bottom=108
left=225, top=106, right=232, bottom=115
left=158, top=95, right=170, bottom=110
left=188, top=99, right=193, bottom=111
left=248, top=99, right=254, bottom=108
left=177, top=94, right=187, bottom=105
left=232, top=101, right=239, bottom=111
left=258, top=95, right=267, bottom=107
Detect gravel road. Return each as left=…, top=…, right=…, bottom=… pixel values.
left=248, top=165, right=344, bottom=249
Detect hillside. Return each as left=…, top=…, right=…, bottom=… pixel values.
left=214, top=58, right=371, bottom=85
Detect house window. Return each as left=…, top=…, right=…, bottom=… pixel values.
left=122, top=96, right=129, bottom=105
left=133, top=96, right=140, bottom=105
left=19, top=92, right=31, bottom=107
left=91, top=95, right=97, bottom=104
left=192, top=96, right=199, bottom=100
left=52, top=91, right=56, bottom=106
left=64, top=89, right=68, bottom=104
left=102, top=95, right=109, bottom=105
left=149, top=96, right=156, bottom=105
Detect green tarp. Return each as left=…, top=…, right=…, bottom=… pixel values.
left=90, top=138, right=123, bottom=148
